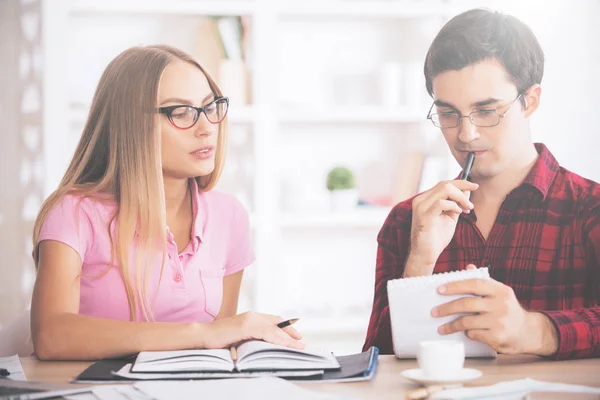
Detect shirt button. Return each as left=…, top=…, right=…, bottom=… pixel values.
left=174, top=273, right=182, bottom=282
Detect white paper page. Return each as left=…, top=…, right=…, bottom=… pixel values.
left=430, top=378, right=600, bottom=400
left=237, top=340, right=332, bottom=360
left=133, top=349, right=233, bottom=372
left=135, top=349, right=231, bottom=364
left=62, top=385, right=152, bottom=400
left=92, top=385, right=155, bottom=400
left=388, top=268, right=496, bottom=358
left=113, top=363, right=323, bottom=380
left=15, top=387, right=94, bottom=400
left=236, top=341, right=339, bottom=370
left=0, top=354, right=27, bottom=381
left=135, top=377, right=355, bottom=400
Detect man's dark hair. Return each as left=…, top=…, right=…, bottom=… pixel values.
left=424, top=8, right=544, bottom=98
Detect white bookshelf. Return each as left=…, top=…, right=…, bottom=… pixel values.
left=68, top=0, right=453, bottom=19
left=279, top=107, right=425, bottom=124
left=278, top=1, right=453, bottom=18
left=69, top=0, right=257, bottom=16
left=43, top=0, right=455, bottom=346
left=281, top=208, right=390, bottom=229
left=294, top=314, right=370, bottom=335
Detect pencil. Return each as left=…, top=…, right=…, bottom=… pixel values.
left=277, top=318, right=299, bottom=329
left=406, top=384, right=447, bottom=400
left=230, top=346, right=237, bottom=362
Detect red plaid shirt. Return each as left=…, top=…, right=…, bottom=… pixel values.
left=363, top=144, right=600, bottom=360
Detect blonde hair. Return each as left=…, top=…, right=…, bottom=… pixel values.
left=32, top=45, right=228, bottom=321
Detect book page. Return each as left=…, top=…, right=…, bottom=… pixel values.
left=0, top=355, right=27, bottom=381
left=114, top=364, right=324, bottom=380
left=236, top=340, right=329, bottom=361
left=235, top=341, right=340, bottom=371
left=132, top=349, right=234, bottom=373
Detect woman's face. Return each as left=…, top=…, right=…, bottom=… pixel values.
left=157, top=60, right=220, bottom=180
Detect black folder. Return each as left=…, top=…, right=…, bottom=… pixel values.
left=73, top=346, right=379, bottom=383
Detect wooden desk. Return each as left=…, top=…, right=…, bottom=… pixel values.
left=20, top=355, right=600, bottom=400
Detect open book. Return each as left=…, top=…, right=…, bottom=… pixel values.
left=131, top=341, right=341, bottom=373
left=388, top=267, right=497, bottom=358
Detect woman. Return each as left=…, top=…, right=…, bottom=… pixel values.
left=31, top=45, right=302, bottom=360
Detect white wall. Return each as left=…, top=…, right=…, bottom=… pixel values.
left=462, top=0, right=600, bottom=180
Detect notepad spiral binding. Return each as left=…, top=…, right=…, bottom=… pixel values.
left=387, top=267, right=490, bottom=290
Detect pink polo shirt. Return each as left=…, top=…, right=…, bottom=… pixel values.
left=37, top=180, right=255, bottom=322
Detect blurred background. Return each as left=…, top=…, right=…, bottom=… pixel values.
left=0, top=0, right=599, bottom=355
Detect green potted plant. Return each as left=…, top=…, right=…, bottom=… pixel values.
left=326, top=166, right=358, bottom=211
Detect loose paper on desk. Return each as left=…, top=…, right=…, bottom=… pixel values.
left=430, top=378, right=600, bottom=400
left=134, top=377, right=355, bottom=400
left=90, top=385, right=154, bottom=400
left=61, top=385, right=153, bottom=400
left=0, top=354, right=27, bottom=381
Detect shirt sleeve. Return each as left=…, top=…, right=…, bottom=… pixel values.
left=37, top=195, right=95, bottom=263
left=224, top=196, right=256, bottom=276
left=540, top=194, right=600, bottom=360
left=362, top=201, right=413, bottom=354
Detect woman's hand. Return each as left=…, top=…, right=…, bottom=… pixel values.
left=202, top=312, right=304, bottom=349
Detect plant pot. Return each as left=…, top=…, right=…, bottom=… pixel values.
left=330, top=189, right=359, bottom=212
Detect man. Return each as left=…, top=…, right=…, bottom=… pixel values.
left=363, top=8, right=600, bottom=360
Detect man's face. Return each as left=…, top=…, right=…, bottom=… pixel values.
left=431, top=58, right=533, bottom=180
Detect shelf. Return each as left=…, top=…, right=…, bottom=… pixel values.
left=279, top=107, right=426, bottom=124
left=69, top=0, right=255, bottom=16
left=293, top=314, right=370, bottom=335
left=69, top=105, right=255, bottom=125
left=69, top=0, right=451, bottom=19
left=281, top=208, right=391, bottom=228
left=228, top=106, right=256, bottom=124
left=278, top=1, right=452, bottom=19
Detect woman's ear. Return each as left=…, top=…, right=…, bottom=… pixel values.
left=523, top=84, right=542, bottom=118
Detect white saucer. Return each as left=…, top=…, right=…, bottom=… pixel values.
left=401, top=368, right=483, bottom=385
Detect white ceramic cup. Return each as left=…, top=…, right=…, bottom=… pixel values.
left=417, top=340, right=465, bottom=379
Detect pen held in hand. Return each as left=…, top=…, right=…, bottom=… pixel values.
left=229, top=319, right=300, bottom=359
left=277, top=318, right=299, bottom=329
left=459, top=151, right=475, bottom=181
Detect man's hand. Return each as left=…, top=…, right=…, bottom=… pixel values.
left=432, top=265, right=559, bottom=356
left=404, top=180, right=479, bottom=277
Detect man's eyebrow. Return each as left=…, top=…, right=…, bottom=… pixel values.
left=433, top=97, right=502, bottom=110
left=159, top=93, right=215, bottom=106
left=433, top=99, right=457, bottom=109
left=471, top=98, right=500, bottom=107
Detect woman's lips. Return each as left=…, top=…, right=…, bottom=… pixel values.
left=190, top=147, right=214, bottom=160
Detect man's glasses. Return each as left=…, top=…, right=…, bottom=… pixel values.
left=427, top=93, right=523, bottom=129
left=158, top=97, right=229, bottom=129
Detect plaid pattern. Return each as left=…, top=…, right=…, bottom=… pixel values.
left=363, top=144, right=600, bottom=360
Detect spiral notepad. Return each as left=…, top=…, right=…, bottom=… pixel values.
left=387, top=268, right=497, bottom=358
